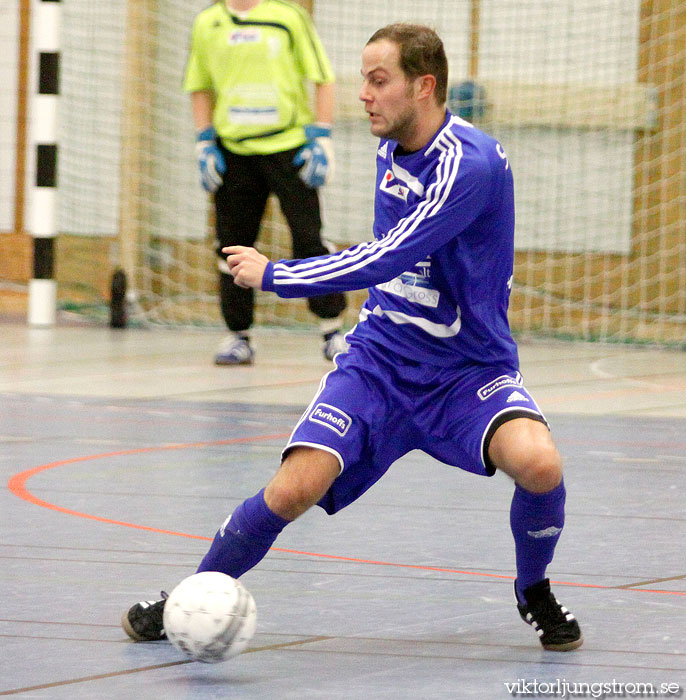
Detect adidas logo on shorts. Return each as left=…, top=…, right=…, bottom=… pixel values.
left=506, top=390, right=529, bottom=403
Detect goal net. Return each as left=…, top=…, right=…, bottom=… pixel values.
left=53, top=0, right=684, bottom=343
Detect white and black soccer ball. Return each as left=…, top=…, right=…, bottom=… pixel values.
left=163, top=571, right=257, bottom=663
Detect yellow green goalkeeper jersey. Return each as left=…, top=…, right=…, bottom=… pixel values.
left=183, top=0, right=334, bottom=155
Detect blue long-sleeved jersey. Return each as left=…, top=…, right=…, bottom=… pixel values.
left=262, top=112, right=519, bottom=369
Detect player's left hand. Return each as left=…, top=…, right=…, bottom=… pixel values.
left=223, top=246, right=270, bottom=289
left=292, top=123, right=334, bottom=189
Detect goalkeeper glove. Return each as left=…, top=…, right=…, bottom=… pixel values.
left=195, top=126, right=226, bottom=193
left=292, top=123, right=334, bottom=189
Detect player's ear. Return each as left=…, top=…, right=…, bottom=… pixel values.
left=415, top=74, right=437, bottom=102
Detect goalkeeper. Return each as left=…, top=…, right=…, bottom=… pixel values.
left=184, top=0, right=347, bottom=365
left=126, top=23, right=582, bottom=651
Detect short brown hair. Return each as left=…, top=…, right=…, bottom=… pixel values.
left=366, top=24, right=448, bottom=105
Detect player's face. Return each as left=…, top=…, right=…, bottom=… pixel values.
left=359, top=39, right=420, bottom=146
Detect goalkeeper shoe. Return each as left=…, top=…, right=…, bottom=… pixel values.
left=214, top=335, right=254, bottom=366
left=121, top=592, right=168, bottom=641
left=323, top=331, right=348, bottom=361
left=516, top=579, right=583, bottom=651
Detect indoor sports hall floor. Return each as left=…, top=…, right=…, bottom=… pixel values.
left=2, top=320, right=685, bottom=699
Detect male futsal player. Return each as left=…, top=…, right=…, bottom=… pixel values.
left=123, top=23, right=582, bottom=651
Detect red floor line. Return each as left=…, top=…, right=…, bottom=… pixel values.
left=269, top=548, right=685, bottom=596
left=6, top=439, right=685, bottom=598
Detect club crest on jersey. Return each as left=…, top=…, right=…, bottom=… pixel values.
left=379, top=169, right=410, bottom=202
left=229, top=28, right=261, bottom=45
left=477, top=373, right=523, bottom=401
left=308, top=403, right=351, bottom=437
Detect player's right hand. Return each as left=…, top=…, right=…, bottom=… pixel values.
left=195, top=126, right=226, bottom=193
left=222, top=246, right=270, bottom=290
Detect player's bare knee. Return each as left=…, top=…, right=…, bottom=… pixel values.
left=490, top=417, right=563, bottom=492
left=264, top=446, right=339, bottom=520
left=514, top=446, right=563, bottom=493
left=263, top=480, right=315, bottom=521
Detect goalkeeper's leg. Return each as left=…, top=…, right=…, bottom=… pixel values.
left=260, top=150, right=347, bottom=323
left=214, top=150, right=269, bottom=333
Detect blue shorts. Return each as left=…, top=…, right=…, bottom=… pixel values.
left=284, top=338, right=547, bottom=514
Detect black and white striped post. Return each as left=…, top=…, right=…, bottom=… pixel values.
left=27, top=0, right=61, bottom=327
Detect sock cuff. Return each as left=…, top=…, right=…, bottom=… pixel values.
left=254, top=488, right=291, bottom=531
left=514, top=478, right=566, bottom=506
left=230, top=489, right=290, bottom=541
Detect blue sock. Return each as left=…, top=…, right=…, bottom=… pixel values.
left=196, top=489, right=290, bottom=578
left=510, top=480, right=566, bottom=604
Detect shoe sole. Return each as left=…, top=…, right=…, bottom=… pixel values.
left=542, top=634, right=584, bottom=651
left=214, top=358, right=254, bottom=366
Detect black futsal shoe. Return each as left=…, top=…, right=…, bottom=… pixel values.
left=516, top=578, right=583, bottom=651
left=121, top=591, right=168, bottom=641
